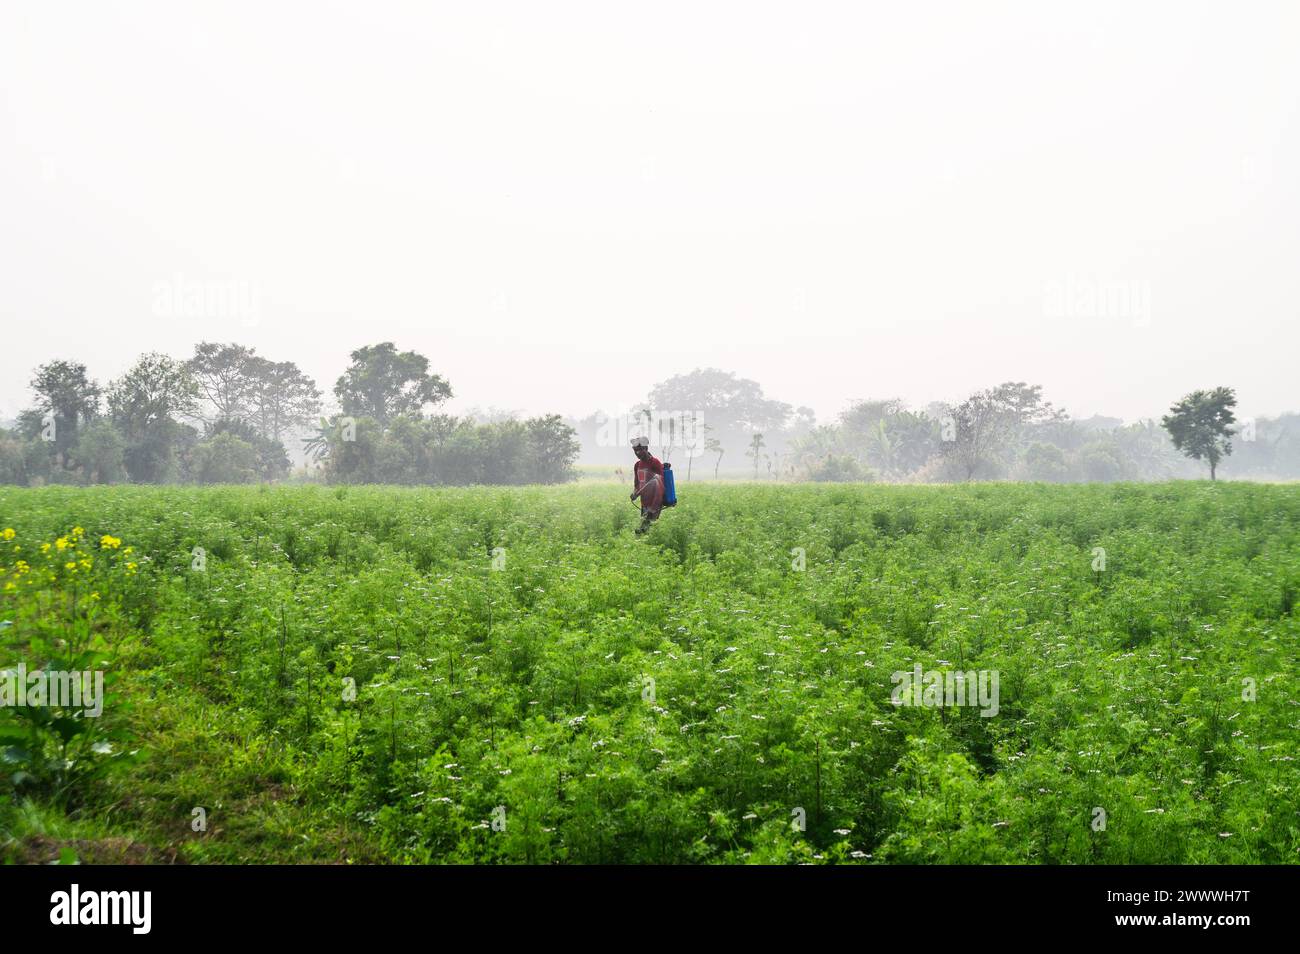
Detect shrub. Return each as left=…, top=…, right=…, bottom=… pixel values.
left=191, top=433, right=261, bottom=484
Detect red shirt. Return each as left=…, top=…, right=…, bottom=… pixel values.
left=633, top=454, right=663, bottom=490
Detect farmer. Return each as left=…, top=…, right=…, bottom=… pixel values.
left=629, top=436, right=664, bottom=534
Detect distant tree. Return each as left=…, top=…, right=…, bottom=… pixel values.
left=247, top=358, right=322, bottom=444
left=840, top=399, right=904, bottom=440
left=786, top=406, right=818, bottom=439
left=747, top=432, right=766, bottom=479
left=73, top=421, right=127, bottom=484
left=0, top=429, right=52, bottom=486
left=704, top=426, right=724, bottom=478
left=806, top=454, right=871, bottom=482
left=322, top=415, right=385, bottom=483
left=1161, top=387, right=1237, bottom=480
left=1075, top=414, right=1126, bottom=432
left=523, top=415, right=580, bottom=484
left=1022, top=442, right=1068, bottom=483
left=683, top=432, right=700, bottom=481
left=1112, top=420, right=1184, bottom=479
left=207, top=418, right=291, bottom=480
left=304, top=411, right=576, bottom=487
left=335, top=342, right=452, bottom=425
left=480, top=419, right=529, bottom=484
left=187, top=342, right=259, bottom=425
left=1227, top=413, right=1297, bottom=478
left=107, top=353, right=199, bottom=482
left=837, top=400, right=941, bottom=478
left=1074, top=439, right=1127, bottom=482
left=994, top=382, right=1058, bottom=432
left=19, top=360, right=102, bottom=471
left=380, top=415, right=435, bottom=483
left=866, top=419, right=900, bottom=476
left=434, top=417, right=492, bottom=485
left=648, top=369, right=790, bottom=470
left=941, top=390, right=1015, bottom=481
left=191, top=432, right=261, bottom=484
left=887, top=410, right=941, bottom=477
left=791, top=425, right=842, bottom=474
left=1031, top=416, right=1087, bottom=453
left=942, top=382, right=1056, bottom=481
left=462, top=406, right=527, bottom=425
left=648, top=369, right=791, bottom=434
left=303, top=416, right=337, bottom=464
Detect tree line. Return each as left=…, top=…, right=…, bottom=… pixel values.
left=0, top=342, right=580, bottom=486
left=0, top=348, right=1275, bottom=486
left=570, top=370, right=1274, bottom=483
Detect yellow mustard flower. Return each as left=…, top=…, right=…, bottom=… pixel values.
left=100, top=535, right=122, bottom=549
left=1, top=528, right=14, bottom=540
left=55, top=537, right=69, bottom=550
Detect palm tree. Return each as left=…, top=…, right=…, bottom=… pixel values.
left=303, top=417, right=336, bottom=463
left=684, top=436, right=700, bottom=480
left=792, top=425, right=840, bottom=474
left=747, top=432, right=766, bottom=479
left=703, top=424, right=724, bottom=478
left=864, top=419, right=895, bottom=476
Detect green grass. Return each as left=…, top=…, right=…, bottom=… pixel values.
left=2, top=481, right=1298, bottom=864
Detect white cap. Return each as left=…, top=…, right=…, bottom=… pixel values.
left=630, top=436, right=649, bottom=449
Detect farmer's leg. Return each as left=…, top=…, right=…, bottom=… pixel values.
left=636, top=475, right=663, bottom=533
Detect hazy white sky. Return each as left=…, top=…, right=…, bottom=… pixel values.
left=2, top=1, right=1297, bottom=425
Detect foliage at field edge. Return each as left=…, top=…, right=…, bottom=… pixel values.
left=2, top=481, right=1298, bottom=864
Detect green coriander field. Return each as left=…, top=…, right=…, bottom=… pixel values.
left=2, top=481, right=1298, bottom=864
